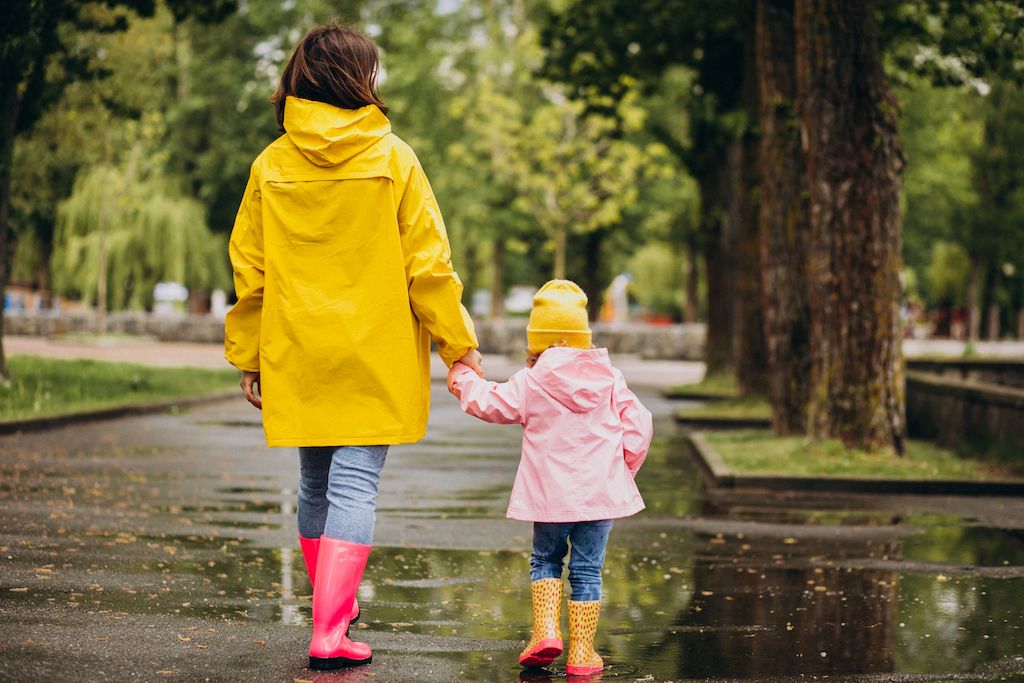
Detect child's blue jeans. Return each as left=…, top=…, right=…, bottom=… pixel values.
left=297, top=445, right=389, bottom=545
left=530, top=520, right=614, bottom=601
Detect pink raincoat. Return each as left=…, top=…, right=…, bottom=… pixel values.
left=450, top=347, right=653, bottom=523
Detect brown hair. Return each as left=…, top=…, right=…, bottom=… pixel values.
left=272, top=22, right=388, bottom=129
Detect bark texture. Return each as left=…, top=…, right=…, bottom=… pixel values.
left=734, top=35, right=769, bottom=397
left=756, top=0, right=812, bottom=433
left=702, top=149, right=738, bottom=377
left=795, top=0, right=906, bottom=453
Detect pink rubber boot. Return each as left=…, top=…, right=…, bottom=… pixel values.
left=308, top=537, right=373, bottom=669
left=298, top=534, right=359, bottom=622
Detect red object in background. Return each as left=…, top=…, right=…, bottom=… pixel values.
left=644, top=314, right=675, bottom=326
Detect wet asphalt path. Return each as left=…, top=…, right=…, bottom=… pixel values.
left=2, top=375, right=1024, bottom=682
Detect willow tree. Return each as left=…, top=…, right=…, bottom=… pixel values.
left=52, top=163, right=228, bottom=328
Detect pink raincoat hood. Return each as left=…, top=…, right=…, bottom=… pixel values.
left=529, top=347, right=616, bottom=414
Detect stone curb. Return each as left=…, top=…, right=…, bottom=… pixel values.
left=661, top=389, right=736, bottom=401
left=0, top=390, right=240, bottom=436
left=673, top=410, right=772, bottom=430
left=686, top=431, right=1024, bottom=496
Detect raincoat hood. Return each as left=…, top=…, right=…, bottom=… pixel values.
left=530, top=347, right=616, bottom=414
left=283, top=96, right=391, bottom=167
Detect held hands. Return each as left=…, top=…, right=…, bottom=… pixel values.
left=240, top=371, right=262, bottom=410
left=448, top=349, right=484, bottom=399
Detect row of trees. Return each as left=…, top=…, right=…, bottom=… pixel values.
left=1, top=0, right=696, bottom=369
left=543, top=0, right=1024, bottom=452
left=2, top=1, right=1023, bottom=453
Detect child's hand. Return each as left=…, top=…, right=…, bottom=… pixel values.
left=447, top=361, right=472, bottom=399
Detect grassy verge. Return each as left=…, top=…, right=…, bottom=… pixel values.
left=677, top=397, right=771, bottom=420
left=664, top=374, right=739, bottom=399
left=704, top=429, right=1015, bottom=480
left=0, top=355, right=238, bottom=422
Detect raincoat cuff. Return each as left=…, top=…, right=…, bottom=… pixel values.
left=440, top=344, right=477, bottom=368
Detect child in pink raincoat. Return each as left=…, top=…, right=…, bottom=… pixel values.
left=448, top=279, right=654, bottom=676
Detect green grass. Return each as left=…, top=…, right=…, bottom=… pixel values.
left=677, top=397, right=772, bottom=420
left=0, top=356, right=238, bottom=421
left=704, top=429, right=1013, bottom=481
left=665, top=374, right=739, bottom=399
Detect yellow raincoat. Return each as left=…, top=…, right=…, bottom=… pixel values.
left=225, top=96, right=478, bottom=447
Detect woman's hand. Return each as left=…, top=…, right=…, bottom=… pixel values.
left=448, top=350, right=483, bottom=398
left=456, top=349, right=484, bottom=376
left=240, top=371, right=262, bottom=410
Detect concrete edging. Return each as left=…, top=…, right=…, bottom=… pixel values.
left=661, top=389, right=735, bottom=401
left=674, top=410, right=772, bottom=430
left=686, top=431, right=1024, bottom=496
left=0, top=390, right=239, bottom=436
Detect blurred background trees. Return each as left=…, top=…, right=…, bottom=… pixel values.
left=3, top=0, right=1023, bottom=451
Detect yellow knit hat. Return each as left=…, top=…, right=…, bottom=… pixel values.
left=527, top=280, right=592, bottom=354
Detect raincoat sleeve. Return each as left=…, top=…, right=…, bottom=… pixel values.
left=224, top=164, right=264, bottom=373
left=615, top=373, right=654, bottom=477
left=397, top=159, right=478, bottom=367
left=451, top=366, right=525, bottom=425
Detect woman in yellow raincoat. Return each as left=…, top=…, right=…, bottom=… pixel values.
left=223, top=23, right=481, bottom=671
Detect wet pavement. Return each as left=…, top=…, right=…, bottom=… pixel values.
left=2, top=373, right=1024, bottom=682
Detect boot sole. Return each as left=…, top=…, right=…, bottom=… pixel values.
left=565, top=663, right=603, bottom=676
left=519, top=640, right=563, bottom=667
left=309, top=654, right=372, bottom=670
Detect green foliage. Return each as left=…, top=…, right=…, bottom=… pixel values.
left=705, top=430, right=1004, bottom=480
left=0, top=355, right=237, bottom=421
left=925, top=241, right=971, bottom=307
left=628, top=243, right=683, bottom=318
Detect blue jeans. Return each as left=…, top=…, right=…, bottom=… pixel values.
left=297, top=445, right=389, bottom=545
left=530, top=520, right=614, bottom=601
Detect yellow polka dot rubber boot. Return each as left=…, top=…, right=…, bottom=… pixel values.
left=518, top=578, right=564, bottom=667
left=566, top=599, right=603, bottom=676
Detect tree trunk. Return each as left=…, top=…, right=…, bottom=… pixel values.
left=575, top=228, right=608, bottom=321
left=966, top=255, right=982, bottom=340
left=734, top=34, right=769, bottom=397
left=490, top=237, right=505, bottom=319
left=684, top=231, right=700, bottom=323
left=756, top=0, right=812, bottom=434
left=553, top=226, right=567, bottom=280
left=986, top=303, right=1000, bottom=340
left=0, top=84, right=22, bottom=381
left=702, top=148, right=738, bottom=376
left=796, top=0, right=907, bottom=453
left=981, top=263, right=999, bottom=340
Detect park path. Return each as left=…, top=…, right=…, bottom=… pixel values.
left=1, top=352, right=1024, bottom=680
left=3, top=334, right=703, bottom=389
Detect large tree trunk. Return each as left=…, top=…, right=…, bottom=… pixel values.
left=756, top=0, right=812, bottom=434
left=796, top=0, right=906, bottom=453
left=702, top=148, right=738, bottom=376
left=734, top=35, right=768, bottom=397
left=576, top=228, right=608, bottom=321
